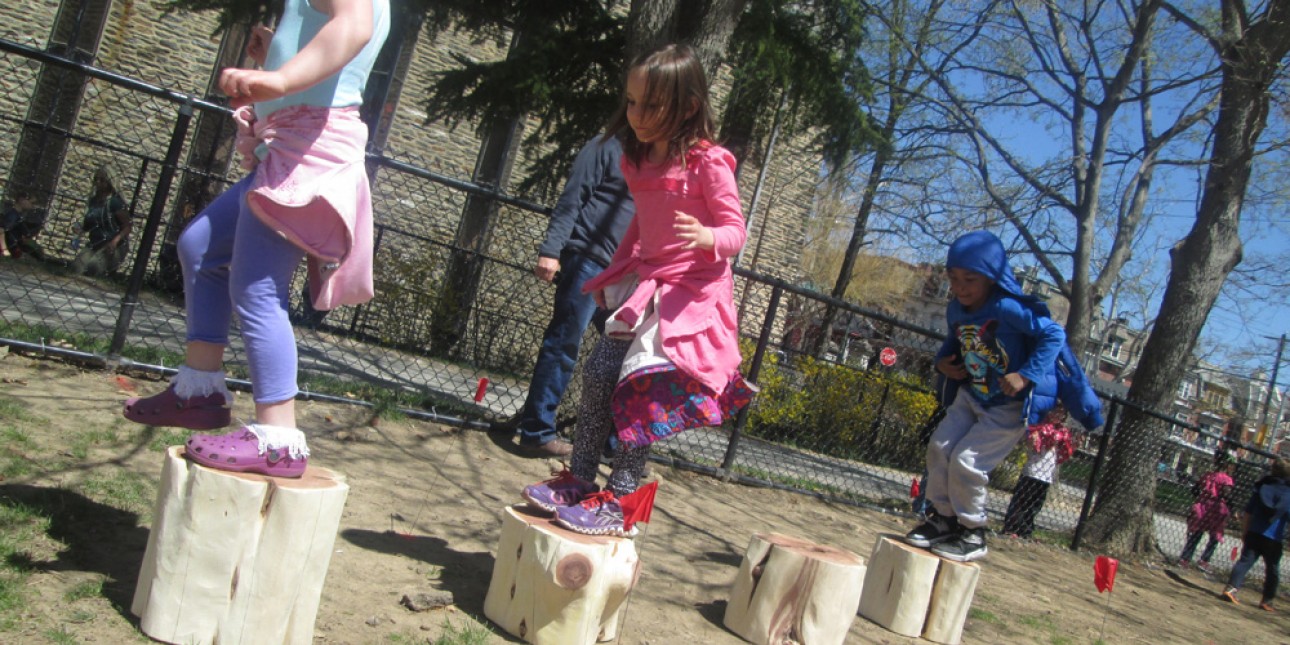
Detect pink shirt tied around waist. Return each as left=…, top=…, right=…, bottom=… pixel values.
left=234, top=104, right=374, bottom=310
left=583, top=143, right=747, bottom=395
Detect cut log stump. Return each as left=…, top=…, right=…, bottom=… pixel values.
left=857, top=535, right=980, bottom=645
left=722, top=532, right=866, bottom=645
left=131, top=446, right=349, bottom=645
left=484, top=504, right=640, bottom=645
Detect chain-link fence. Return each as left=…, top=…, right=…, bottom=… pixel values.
left=0, top=38, right=1285, bottom=586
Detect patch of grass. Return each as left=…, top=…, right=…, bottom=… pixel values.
left=64, top=579, right=103, bottom=602
left=147, top=427, right=190, bottom=453
left=0, top=501, right=51, bottom=620
left=968, top=607, right=1002, bottom=624
left=1031, top=528, right=1073, bottom=549
left=118, top=345, right=186, bottom=368
left=433, top=617, right=492, bottom=645
left=0, top=425, right=33, bottom=447
left=0, top=457, right=36, bottom=479
left=78, top=472, right=154, bottom=515
left=0, top=398, right=37, bottom=424
left=41, top=627, right=78, bottom=644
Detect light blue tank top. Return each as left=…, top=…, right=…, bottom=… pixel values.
left=255, top=0, right=391, bottom=120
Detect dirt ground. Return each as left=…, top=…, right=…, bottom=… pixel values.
left=0, top=350, right=1286, bottom=645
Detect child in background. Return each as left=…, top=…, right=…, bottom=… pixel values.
left=1002, top=404, right=1078, bottom=538
left=522, top=43, right=755, bottom=537
left=122, top=0, right=389, bottom=477
left=1179, top=451, right=1236, bottom=572
left=1221, top=458, right=1290, bottom=610
left=905, top=231, right=1067, bottom=562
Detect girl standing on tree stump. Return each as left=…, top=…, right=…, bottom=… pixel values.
left=122, top=0, right=389, bottom=478
left=521, top=43, right=756, bottom=537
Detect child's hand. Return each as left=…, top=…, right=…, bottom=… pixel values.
left=674, top=212, right=714, bottom=250
left=246, top=25, right=275, bottom=68
left=1001, top=372, right=1030, bottom=397
left=593, top=289, right=606, bottom=309
left=936, top=355, right=967, bottom=380
left=219, top=67, right=289, bottom=108
left=534, top=256, right=559, bottom=282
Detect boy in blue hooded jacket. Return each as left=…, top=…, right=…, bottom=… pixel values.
left=906, top=231, right=1068, bottom=562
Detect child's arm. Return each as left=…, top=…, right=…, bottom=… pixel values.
left=1002, top=301, right=1065, bottom=396
left=220, top=0, right=375, bottom=107
left=685, top=147, right=745, bottom=260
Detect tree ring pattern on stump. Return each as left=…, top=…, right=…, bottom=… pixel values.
left=555, top=553, right=593, bottom=590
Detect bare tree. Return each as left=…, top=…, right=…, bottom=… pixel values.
left=1081, top=0, right=1290, bottom=553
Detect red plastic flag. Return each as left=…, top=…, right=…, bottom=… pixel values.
left=1231, top=546, right=1239, bottom=562
left=910, top=477, right=921, bottom=499
left=474, top=377, right=490, bottom=402
left=1094, top=556, right=1118, bottom=593
left=620, top=481, right=659, bottom=532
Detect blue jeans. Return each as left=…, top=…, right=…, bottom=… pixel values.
left=516, top=251, right=604, bottom=446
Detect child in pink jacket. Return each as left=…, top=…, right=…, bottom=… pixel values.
left=521, top=43, right=755, bottom=536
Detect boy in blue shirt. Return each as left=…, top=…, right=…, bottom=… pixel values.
left=1221, top=458, right=1290, bottom=611
left=906, top=231, right=1066, bottom=562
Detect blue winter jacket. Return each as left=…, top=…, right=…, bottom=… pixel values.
left=935, top=231, right=1103, bottom=428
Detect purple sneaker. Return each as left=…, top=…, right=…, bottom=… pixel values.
left=554, top=491, right=638, bottom=538
left=522, top=469, right=598, bottom=514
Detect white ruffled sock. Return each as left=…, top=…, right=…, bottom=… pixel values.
left=246, top=424, right=310, bottom=460
left=171, top=365, right=232, bottom=406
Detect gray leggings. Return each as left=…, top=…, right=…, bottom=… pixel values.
left=569, top=336, right=649, bottom=496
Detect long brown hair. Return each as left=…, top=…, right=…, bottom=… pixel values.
left=604, top=43, right=716, bottom=167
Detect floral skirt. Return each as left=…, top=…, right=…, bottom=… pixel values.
left=612, top=365, right=757, bottom=448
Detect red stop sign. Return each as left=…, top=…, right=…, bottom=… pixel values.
left=879, top=347, right=897, bottom=366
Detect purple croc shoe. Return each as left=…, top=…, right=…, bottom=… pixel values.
left=185, top=426, right=308, bottom=478
left=124, top=384, right=230, bottom=430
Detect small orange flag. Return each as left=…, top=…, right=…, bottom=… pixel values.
left=620, top=481, right=659, bottom=532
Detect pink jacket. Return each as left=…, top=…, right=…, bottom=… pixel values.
left=234, top=104, right=374, bottom=310
left=584, top=143, right=747, bottom=394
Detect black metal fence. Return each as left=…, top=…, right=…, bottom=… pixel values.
left=0, top=38, right=1284, bottom=584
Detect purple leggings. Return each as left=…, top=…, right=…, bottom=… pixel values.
left=177, top=174, right=306, bottom=404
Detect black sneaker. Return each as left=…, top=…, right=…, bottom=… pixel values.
left=932, top=526, right=988, bottom=562
left=905, top=512, right=959, bottom=548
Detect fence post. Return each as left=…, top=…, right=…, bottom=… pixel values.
left=721, top=284, right=781, bottom=472
left=109, top=101, right=193, bottom=357
left=1071, top=398, right=1120, bottom=551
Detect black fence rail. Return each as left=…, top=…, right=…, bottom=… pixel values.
left=0, top=38, right=1285, bottom=585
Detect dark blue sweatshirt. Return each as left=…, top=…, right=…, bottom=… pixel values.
left=538, top=136, right=636, bottom=268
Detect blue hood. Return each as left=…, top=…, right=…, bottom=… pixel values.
left=1260, top=477, right=1290, bottom=514
left=946, top=231, right=1050, bottom=318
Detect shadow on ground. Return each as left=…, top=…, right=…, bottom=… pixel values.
left=0, top=484, right=149, bottom=620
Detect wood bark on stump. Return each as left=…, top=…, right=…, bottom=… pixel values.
left=484, top=504, right=640, bottom=645
left=722, top=532, right=866, bottom=645
left=858, top=535, right=980, bottom=645
left=131, top=446, right=349, bottom=645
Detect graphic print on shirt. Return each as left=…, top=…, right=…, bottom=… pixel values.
left=958, top=319, right=1009, bottom=400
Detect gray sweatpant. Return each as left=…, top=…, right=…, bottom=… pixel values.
left=925, top=391, right=1026, bottom=528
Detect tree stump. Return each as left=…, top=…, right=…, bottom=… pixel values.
left=484, top=504, right=640, bottom=645
left=857, top=535, right=980, bottom=645
left=722, top=532, right=866, bottom=645
left=131, top=446, right=350, bottom=645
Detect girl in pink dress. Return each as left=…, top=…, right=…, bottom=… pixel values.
left=521, top=43, right=755, bottom=536
left=1180, top=452, right=1236, bottom=571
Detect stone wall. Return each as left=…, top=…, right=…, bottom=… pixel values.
left=0, top=1, right=822, bottom=364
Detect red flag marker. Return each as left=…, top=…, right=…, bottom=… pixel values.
left=1231, top=546, right=1239, bottom=562
left=474, top=377, right=490, bottom=402
left=910, top=477, right=921, bottom=499
left=1094, top=556, right=1118, bottom=593
left=620, top=481, right=659, bottom=532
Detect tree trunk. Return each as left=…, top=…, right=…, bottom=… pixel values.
left=723, top=533, right=866, bottom=645
left=858, top=536, right=979, bottom=644
left=132, top=447, right=349, bottom=645
left=484, top=505, right=639, bottom=645
left=1081, top=0, right=1290, bottom=553
left=627, top=0, right=746, bottom=73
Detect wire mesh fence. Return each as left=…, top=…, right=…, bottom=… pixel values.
left=0, top=37, right=1285, bottom=586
